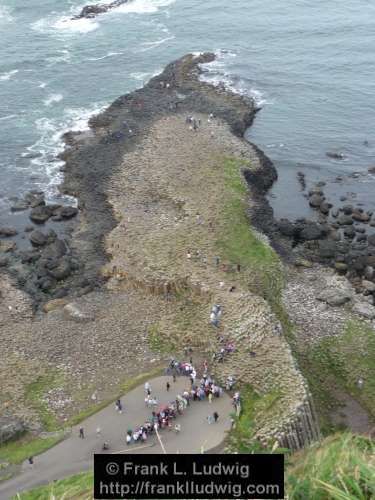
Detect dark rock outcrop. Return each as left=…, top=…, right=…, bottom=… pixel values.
left=73, top=0, right=129, bottom=19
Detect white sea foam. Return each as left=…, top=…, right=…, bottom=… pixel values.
left=200, top=49, right=269, bottom=107
left=32, top=15, right=99, bottom=35
left=0, top=69, right=18, bottom=81
left=114, top=0, right=177, bottom=15
left=39, top=82, right=47, bottom=89
left=43, top=93, right=64, bottom=106
left=0, top=114, right=17, bottom=121
left=26, top=103, right=106, bottom=202
left=139, top=35, right=175, bottom=52
left=87, top=51, right=123, bottom=61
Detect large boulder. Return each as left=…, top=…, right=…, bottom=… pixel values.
left=29, top=206, right=52, bottom=224
left=0, top=227, right=18, bottom=237
left=317, top=289, right=352, bottom=306
left=47, top=260, right=72, bottom=281
left=309, top=194, right=324, bottom=208
left=63, top=303, right=95, bottom=322
left=59, top=206, right=78, bottom=220
left=352, top=301, right=375, bottom=319
left=29, top=230, right=48, bottom=247
left=299, top=223, right=325, bottom=241
left=338, top=214, right=354, bottom=226
left=277, top=219, right=297, bottom=238
left=318, top=240, right=336, bottom=259
left=0, top=417, right=26, bottom=443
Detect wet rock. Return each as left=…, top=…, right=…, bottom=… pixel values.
left=355, top=227, right=366, bottom=233
left=29, top=230, right=48, bottom=247
left=326, top=152, right=346, bottom=160
left=356, top=233, right=367, bottom=243
left=0, top=227, right=18, bottom=237
left=334, top=262, right=348, bottom=274
left=340, top=196, right=347, bottom=202
left=47, top=260, right=71, bottom=281
left=344, top=227, right=356, bottom=239
left=0, top=241, right=16, bottom=253
left=73, top=0, right=130, bottom=20
left=352, top=211, right=370, bottom=223
left=0, top=417, right=26, bottom=443
left=297, top=171, right=306, bottom=190
left=10, top=200, right=29, bottom=212
left=42, top=239, right=67, bottom=260
left=319, top=201, right=331, bottom=215
left=19, top=250, right=40, bottom=264
left=318, top=240, right=336, bottom=259
left=309, top=194, right=324, bottom=208
left=317, top=289, right=352, bottom=306
left=342, top=205, right=354, bottom=215
left=277, top=219, right=296, bottom=238
left=308, top=186, right=324, bottom=196
left=299, top=223, right=325, bottom=241
left=331, top=208, right=339, bottom=218
left=24, top=225, right=34, bottom=233
left=338, top=214, right=353, bottom=226
left=59, top=206, right=78, bottom=219
left=0, top=255, right=9, bottom=267
left=29, top=206, right=52, bottom=224
left=368, top=235, right=375, bottom=247
left=38, top=277, right=56, bottom=291
left=53, top=288, right=69, bottom=299
left=352, top=301, right=375, bottom=319
left=29, top=195, right=45, bottom=208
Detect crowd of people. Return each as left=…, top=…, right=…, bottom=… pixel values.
left=123, top=359, right=226, bottom=447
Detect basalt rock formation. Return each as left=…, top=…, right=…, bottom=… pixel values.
left=72, top=0, right=130, bottom=19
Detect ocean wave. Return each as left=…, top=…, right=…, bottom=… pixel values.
left=114, top=0, right=177, bottom=15
left=200, top=49, right=269, bottom=107
left=43, top=93, right=64, bottom=106
left=0, top=69, right=18, bottom=81
left=26, top=104, right=106, bottom=202
left=0, top=5, right=13, bottom=23
left=0, top=114, right=17, bottom=121
left=32, top=15, right=99, bottom=35
left=138, top=35, right=175, bottom=52
left=87, top=51, right=123, bottom=61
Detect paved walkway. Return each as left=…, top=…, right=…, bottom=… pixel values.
left=0, top=376, right=232, bottom=499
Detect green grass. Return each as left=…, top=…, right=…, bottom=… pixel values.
left=0, top=434, right=63, bottom=466
left=287, top=433, right=375, bottom=499
left=228, top=384, right=284, bottom=454
left=148, top=323, right=175, bottom=353
left=218, top=157, right=288, bottom=332
left=13, top=471, right=93, bottom=500
left=25, top=372, right=64, bottom=432
left=302, top=320, right=375, bottom=429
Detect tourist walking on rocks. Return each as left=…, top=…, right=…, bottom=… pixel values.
left=208, top=392, right=213, bottom=404
left=79, top=427, right=84, bottom=439
left=96, top=427, right=101, bottom=438
left=213, top=411, right=219, bottom=423
left=144, top=382, right=151, bottom=395
left=166, top=381, right=170, bottom=392
left=28, top=456, right=34, bottom=469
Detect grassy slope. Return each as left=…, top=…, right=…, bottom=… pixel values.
left=297, top=319, right=375, bottom=433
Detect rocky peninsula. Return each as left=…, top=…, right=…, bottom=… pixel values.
left=0, top=53, right=373, bottom=474
left=72, top=0, right=130, bottom=20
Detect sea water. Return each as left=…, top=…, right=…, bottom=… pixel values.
left=1, top=0, right=374, bottom=221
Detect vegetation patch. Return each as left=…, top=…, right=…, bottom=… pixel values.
left=13, top=471, right=93, bottom=500
left=25, top=372, right=65, bottom=431
left=287, top=433, right=375, bottom=499
left=0, top=434, right=63, bottom=466
left=301, top=319, right=375, bottom=430
left=228, top=385, right=284, bottom=453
